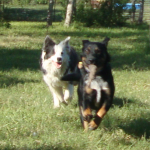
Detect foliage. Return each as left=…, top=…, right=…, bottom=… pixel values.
left=35, top=0, right=48, bottom=4
left=56, top=0, right=69, bottom=19
left=0, top=1, right=11, bottom=28
left=74, top=0, right=129, bottom=27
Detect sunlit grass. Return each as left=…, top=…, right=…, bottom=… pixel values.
left=0, top=21, right=150, bottom=150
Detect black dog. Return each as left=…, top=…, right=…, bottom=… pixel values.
left=61, top=38, right=115, bottom=130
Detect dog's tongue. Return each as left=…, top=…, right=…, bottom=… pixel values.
left=53, top=61, right=61, bottom=69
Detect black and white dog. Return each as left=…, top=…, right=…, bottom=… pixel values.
left=40, top=35, right=78, bottom=108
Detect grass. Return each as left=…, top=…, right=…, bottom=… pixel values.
left=0, top=9, right=150, bottom=150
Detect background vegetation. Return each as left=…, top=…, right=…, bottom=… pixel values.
left=0, top=1, right=150, bottom=150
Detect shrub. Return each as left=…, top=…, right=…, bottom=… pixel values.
left=35, top=0, right=48, bottom=4
left=0, top=1, right=11, bottom=28
left=74, top=0, right=129, bottom=27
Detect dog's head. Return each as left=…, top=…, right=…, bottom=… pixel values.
left=42, top=35, right=71, bottom=69
left=81, top=37, right=110, bottom=71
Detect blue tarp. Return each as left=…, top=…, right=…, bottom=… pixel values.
left=116, top=3, right=141, bottom=10
left=124, top=3, right=141, bottom=10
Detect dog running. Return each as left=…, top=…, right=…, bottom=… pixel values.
left=40, top=35, right=78, bottom=108
left=61, top=37, right=115, bottom=130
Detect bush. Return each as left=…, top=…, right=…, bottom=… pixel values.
left=35, top=0, right=48, bottom=4
left=74, top=0, right=129, bottom=27
left=0, top=2, right=11, bottom=28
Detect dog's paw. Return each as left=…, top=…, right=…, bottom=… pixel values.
left=62, top=100, right=68, bottom=105
left=88, top=120, right=98, bottom=130
left=88, top=117, right=102, bottom=130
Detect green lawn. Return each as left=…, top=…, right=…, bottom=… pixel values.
left=0, top=21, right=150, bottom=150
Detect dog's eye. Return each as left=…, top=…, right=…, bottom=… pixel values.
left=86, top=49, right=90, bottom=54
left=61, top=52, right=63, bottom=55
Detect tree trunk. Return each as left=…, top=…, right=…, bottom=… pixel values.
left=0, top=0, right=2, bottom=13
left=64, top=0, right=74, bottom=27
left=73, top=0, right=76, bottom=17
left=47, top=0, right=54, bottom=26
left=138, top=0, right=144, bottom=24
left=131, top=0, right=136, bottom=23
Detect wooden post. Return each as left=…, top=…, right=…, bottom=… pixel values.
left=138, top=0, right=144, bottom=24
left=131, top=0, right=136, bottom=23
left=47, top=0, right=54, bottom=26
left=64, top=0, right=74, bottom=27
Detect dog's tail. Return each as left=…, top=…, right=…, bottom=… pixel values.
left=61, top=73, right=81, bottom=82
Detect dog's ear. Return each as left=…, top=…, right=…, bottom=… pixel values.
left=61, top=36, right=71, bottom=53
left=82, top=40, right=89, bottom=46
left=43, top=35, right=55, bottom=52
left=64, top=36, right=71, bottom=45
left=82, top=40, right=89, bottom=52
left=102, top=37, right=110, bottom=47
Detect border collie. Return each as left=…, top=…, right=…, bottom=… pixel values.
left=40, top=35, right=78, bottom=108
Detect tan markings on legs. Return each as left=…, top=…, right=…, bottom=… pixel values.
left=83, top=107, right=92, bottom=119
left=88, top=117, right=102, bottom=130
left=89, top=104, right=107, bottom=130
left=97, top=104, right=107, bottom=118
left=83, top=121, right=89, bottom=132
left=79, top=106, right=90, bottom=131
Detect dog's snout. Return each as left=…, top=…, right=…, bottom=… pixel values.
left=57, top=57, right=62, bottom=62
left=88, top=59, right=95, bottom=64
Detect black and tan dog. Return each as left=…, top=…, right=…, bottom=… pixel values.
left=61, top=37, right=115, bottom=130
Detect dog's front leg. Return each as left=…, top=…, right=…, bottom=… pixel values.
left=49, top=86, right=65, bottom=108
left=64, top=84, right=74, bottom=103
left=82, top=99, right=93, bottom=131
left=88, top=105, right=106, bottom=130
left=89, top=89, right=113, bottom=130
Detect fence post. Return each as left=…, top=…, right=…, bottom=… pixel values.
left=131, top=0, right=136, bottom=23
left=47, top=0, right=54, bottom=26
left=138, top=0, right=144, bottom=24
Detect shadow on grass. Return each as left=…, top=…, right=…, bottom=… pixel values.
left=112, top=97, right=135, bottom=108
left=0, top=47, right=41, bottom=71
left=0, top=74, right=39, bottom=88
left=48, top=27, right=150, bottom=70
left=0, top=22, right=150, bottom=72
left=2, top=145, right=77, bottom=150
left=102, top=97, right=150, bottom=139
left=120, top=118, right=150, bottom=139
left=7, top=7, right=63, bottom=22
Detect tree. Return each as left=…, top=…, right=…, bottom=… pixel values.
left=138, top=0, right=144, bottom=24
left=131, top=0, right=136, bottom=23
left=47, top=0, right=54, bottom=26
left=64, top=0, right=74, bottom=27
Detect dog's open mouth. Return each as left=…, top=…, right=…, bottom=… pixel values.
left=53, top=61, right=62, bottom=69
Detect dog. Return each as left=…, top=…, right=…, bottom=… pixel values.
left=40, top=35, right=78, bottom=108
left=61, top=37, right=115, bottom=130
